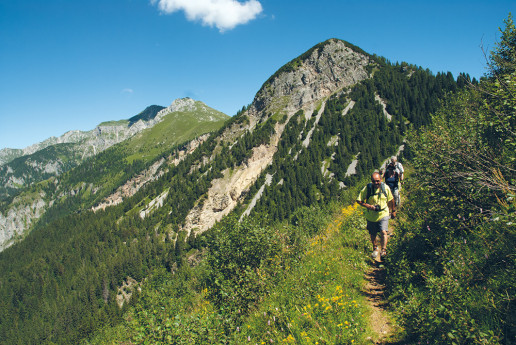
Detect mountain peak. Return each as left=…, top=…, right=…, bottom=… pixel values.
left=168, top=97, right=200, bottom=112
left=128, top=105, right=166, bottom=125
left=155, top=97, right=227, bottom=123
left=250, top=38, right=374, bottom=121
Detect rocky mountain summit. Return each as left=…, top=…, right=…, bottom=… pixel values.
left=249, top=39, right=372, bottom=125
left=178, top=39, right=375, bottom=236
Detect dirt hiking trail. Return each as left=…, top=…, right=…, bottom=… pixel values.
left=362, top=224, right=406, bottom=344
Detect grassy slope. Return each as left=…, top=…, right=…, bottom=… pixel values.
left=124, top=108, right=228, bottom=164
left=84, top=185, right=401, bottom=344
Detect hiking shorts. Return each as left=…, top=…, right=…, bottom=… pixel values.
left=367, top=216, right=389, bottom=236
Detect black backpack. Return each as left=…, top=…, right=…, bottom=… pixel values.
left=366, top=182, right=388, bottom=201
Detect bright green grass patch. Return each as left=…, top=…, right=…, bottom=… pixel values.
left=124, top=110, right=227, bottom=164
left=232, top=204, right=372, bottom=345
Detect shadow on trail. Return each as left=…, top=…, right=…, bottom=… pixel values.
left=364, top=260, right=388, bottom=307
left=363, top=259, right=411, bottom=345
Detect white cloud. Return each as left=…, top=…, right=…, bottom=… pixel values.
left=121, top=88, right=134, bottom=94
left=151, top=0, right=263, bottom=32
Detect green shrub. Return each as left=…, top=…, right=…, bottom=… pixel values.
left=386, top=15, right=516, bottom=344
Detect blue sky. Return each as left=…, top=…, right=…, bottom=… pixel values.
left=0, top=0, right=513, bottom=149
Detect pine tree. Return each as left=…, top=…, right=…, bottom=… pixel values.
left=490, top=13, right=516, bottom=76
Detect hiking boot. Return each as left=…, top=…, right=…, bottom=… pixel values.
left=371, top=249, right=379, bottom=259
left=380, top=249, right=387, bottom=258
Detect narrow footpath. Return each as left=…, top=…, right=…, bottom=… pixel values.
left=364, top=259, right=394, bottom=344
left=363, top=226, right=404, bottom=344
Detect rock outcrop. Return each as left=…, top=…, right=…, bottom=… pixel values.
left=0, top=191, right=51, bottom=251
left=249, top=38, right=372, bottom=126
left=182, top=143, right=278, bottom=235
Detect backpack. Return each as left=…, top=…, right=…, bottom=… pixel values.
left=384, top=171, right=399, bottom=192
left=366, top=182, right=388, bottom=201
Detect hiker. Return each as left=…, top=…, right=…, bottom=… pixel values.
left=390, top=156, right=404, bottom=181
left=386, top=155, right=404, bottom=204
left=356, top=172, right=396, bottom=259
left=383, top=163, right=400, bottom=208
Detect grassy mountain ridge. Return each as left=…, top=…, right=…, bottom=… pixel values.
left=0, top=103, right=173, bottom=201
left=0, top=100, right=229, bottom=251
left=0, top=36, right=475, bottom=344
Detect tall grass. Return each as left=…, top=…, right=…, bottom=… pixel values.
left=231, top=203, right=372, bottom=344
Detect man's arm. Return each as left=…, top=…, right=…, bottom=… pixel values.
left=388, top=199, right=396, bottom=212
left=356, top=199, right=375, bottom=211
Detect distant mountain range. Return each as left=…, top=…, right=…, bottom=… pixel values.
left=0, top=100, right=227, bottom=200
left=0, top=97, right=229, bottom=250
left=0, top=105, right=167, bottom=166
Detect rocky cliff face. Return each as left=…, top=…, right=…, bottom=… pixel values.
left=249, top=39, right=372, bottom=126
left=0, top=148, right=23, bottom=166
left=0, top=191, right=52, bottom=251
left=178, top=39, right=375, bottom=237
left=182, top=142, right=279, bottom=235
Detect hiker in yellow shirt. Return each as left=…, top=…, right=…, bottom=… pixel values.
left=356, top=172, right=396, bottom=259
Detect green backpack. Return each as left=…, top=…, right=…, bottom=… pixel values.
left=366, top=182, right=388, bottom=202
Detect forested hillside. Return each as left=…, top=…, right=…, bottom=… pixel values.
left=249, top=62, right=469, bottom=222
left=0, top=35, right=479, bottom=344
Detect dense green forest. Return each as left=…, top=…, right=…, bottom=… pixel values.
left=1, top=21, right=513, bottom=344
left=249, top=62, right=470, bottom=222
